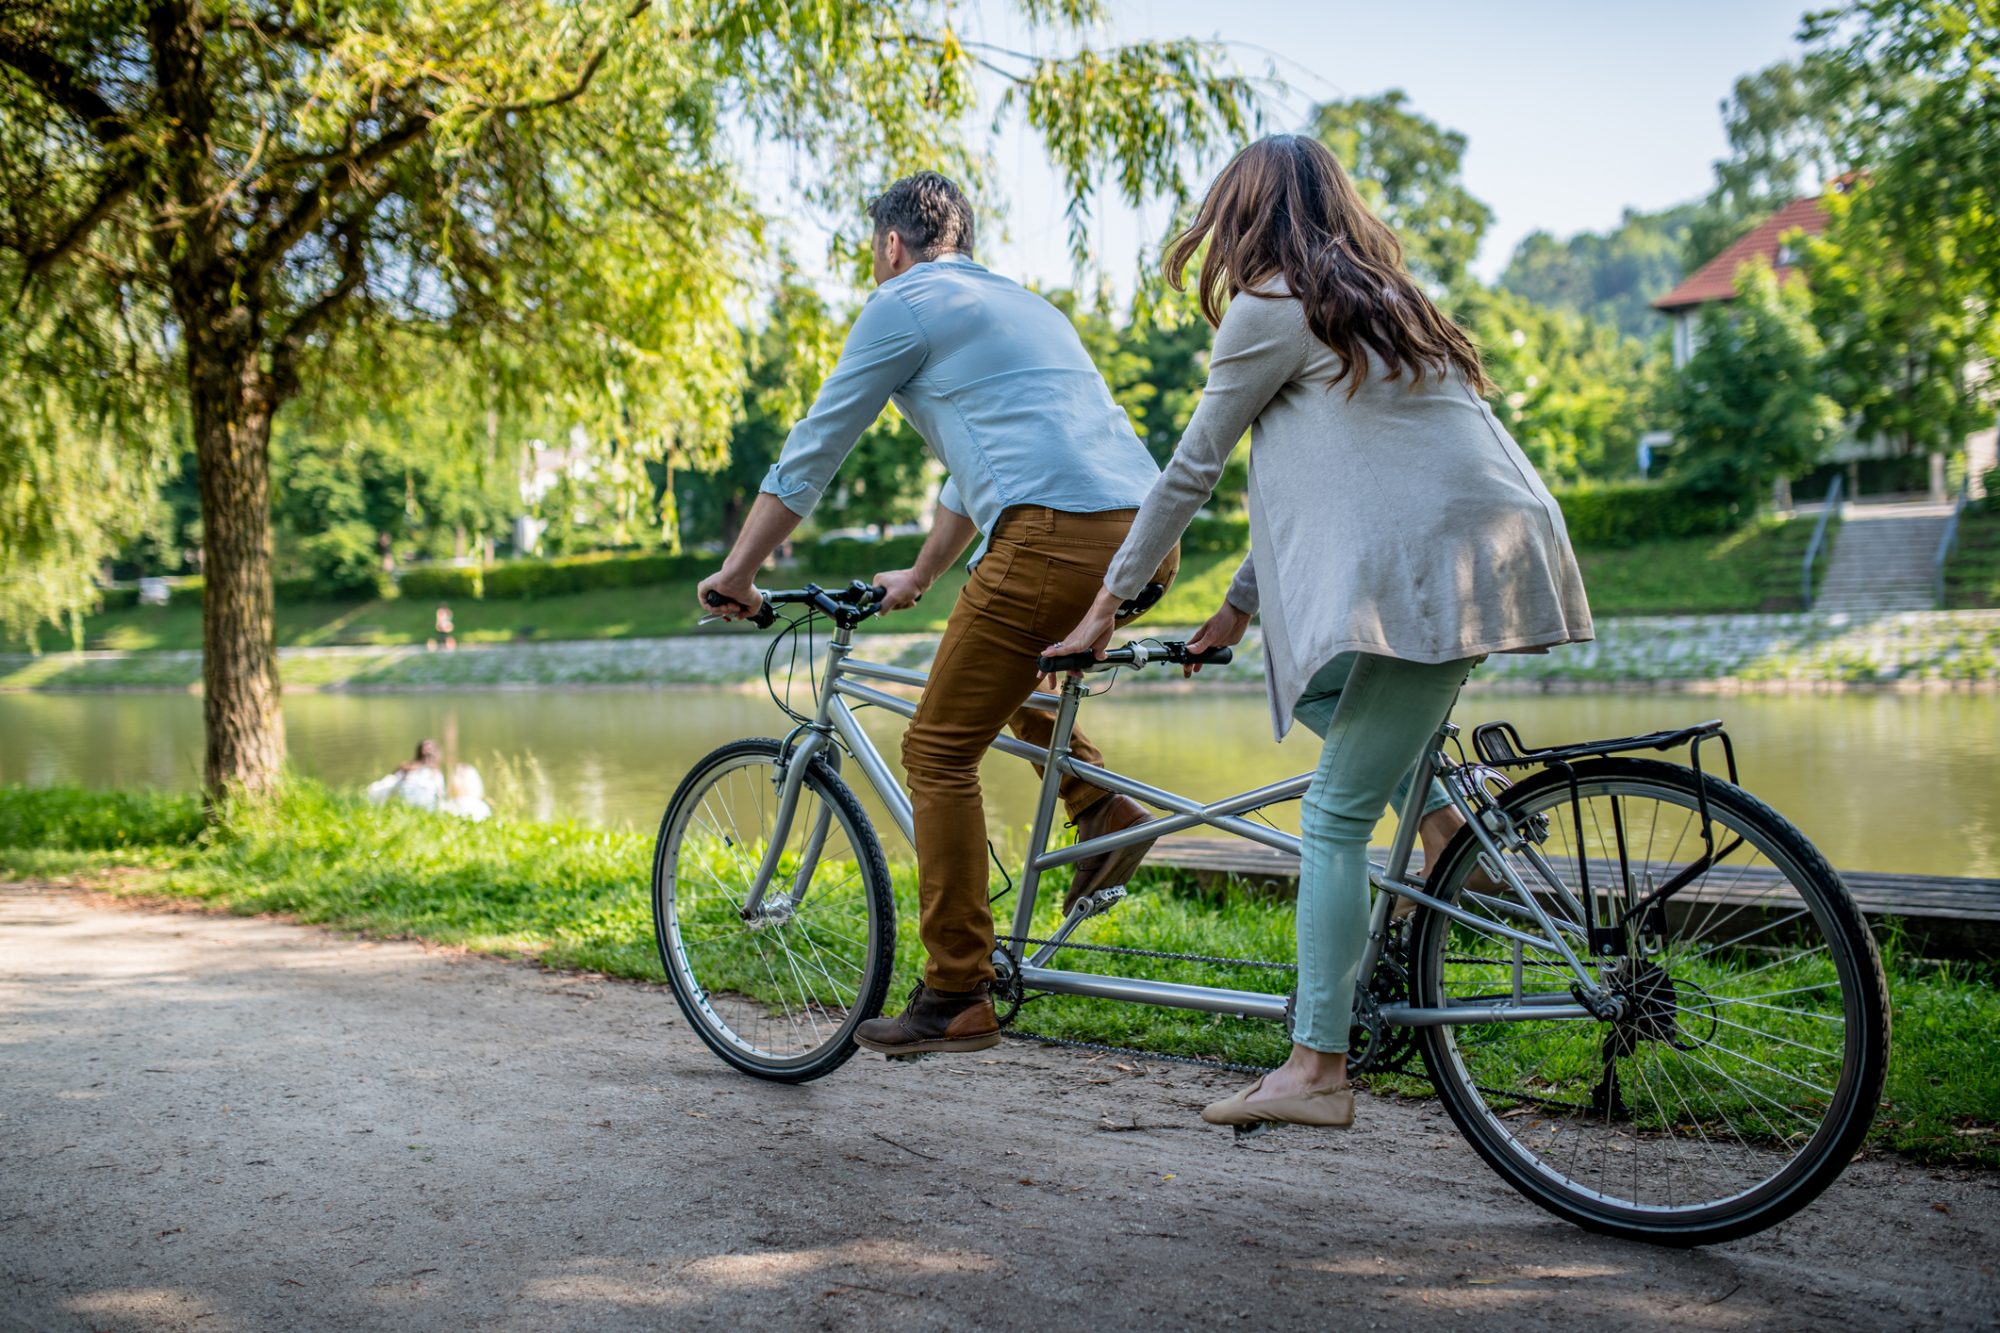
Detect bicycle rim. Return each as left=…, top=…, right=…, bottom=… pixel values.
left=653, top=739, right=894, bottom=1082
left=1413, top=758, right=1888, bottom=1244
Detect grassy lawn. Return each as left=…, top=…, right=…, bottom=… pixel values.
left=52, top=520, right=1820, bottom=656
left=2, top=781, right=1991, bottom=1167
left=1574, top=515, right=1818, bottom=617
left=1945, top=506, right=2000, bottom=610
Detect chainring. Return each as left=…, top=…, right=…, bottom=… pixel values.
left=1346, top=945, right=1418, bottom=1075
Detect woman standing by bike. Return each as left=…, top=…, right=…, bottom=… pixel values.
left=1047, top=134, right=1593, bottom=1130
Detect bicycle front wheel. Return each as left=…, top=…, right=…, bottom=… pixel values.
left=652, top=738, right=895, bottom=1082
left=1411, top=758, right=1888, bottom=1245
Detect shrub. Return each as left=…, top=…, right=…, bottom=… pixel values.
left=1552, top=483, right=1742, bottom=549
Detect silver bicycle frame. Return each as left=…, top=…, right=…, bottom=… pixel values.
left=741, top=618, right=1606, bottom=1030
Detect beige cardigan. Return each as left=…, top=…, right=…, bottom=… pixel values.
left=1104, top=286, right=1593, bottom=739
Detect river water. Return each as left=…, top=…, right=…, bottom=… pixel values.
left=2, top=687, right=1995, bottom=878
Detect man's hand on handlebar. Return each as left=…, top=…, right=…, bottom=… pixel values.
left=1184, top=598, right=1252, bottom=678
left=1043, top=586, right=1123, bottom=676
left=870, top=567, right=927, bottom=613
left=696, top=570, right=764, bottom=622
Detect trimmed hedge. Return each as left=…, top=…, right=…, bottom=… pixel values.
left=1551, top=483, right=1742, bottom=549
left=401, top=549, right=715, bottom=601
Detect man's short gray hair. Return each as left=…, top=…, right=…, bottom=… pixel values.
left=867, top=172, right=975, bottom=262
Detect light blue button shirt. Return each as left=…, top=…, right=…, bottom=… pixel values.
left=760, top=254, right=1160, bottom=564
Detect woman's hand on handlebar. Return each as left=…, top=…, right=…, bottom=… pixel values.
left=696, top=570, right=764, bottom=621
left=1184, top=599, right=1252, bottom=677
left=1043, top=586, right=1121, bottom=675
left=870, top=567, right=927, bottom=613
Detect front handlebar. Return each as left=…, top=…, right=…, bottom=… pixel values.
left=704, top=580, right=891, bottom=629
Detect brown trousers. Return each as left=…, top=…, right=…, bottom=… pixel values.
left=902, top=506, right=1179, bottom=990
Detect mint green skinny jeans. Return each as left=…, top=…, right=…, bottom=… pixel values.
left=1288, top=651, right=1478, bottom=1053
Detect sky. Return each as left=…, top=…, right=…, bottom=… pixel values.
left=740, top=0, right=1815, bottom=299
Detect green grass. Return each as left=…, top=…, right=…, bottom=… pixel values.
left=1574, top=515, right=1818, bottom=617
left=30, top=516, right=1826, bottom=657
left=1, top=781, right=1991, bottom=1167
left=1945, top=507, right=2000, bottom=610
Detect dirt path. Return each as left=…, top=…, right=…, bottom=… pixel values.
left=2, top=884, right=1994, bottom=1332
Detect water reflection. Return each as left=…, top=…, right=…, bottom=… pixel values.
left=1, top=687, right=1993, bottom=877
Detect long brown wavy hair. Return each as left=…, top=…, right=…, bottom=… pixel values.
left=1165, top=134, right=1490, bottom=397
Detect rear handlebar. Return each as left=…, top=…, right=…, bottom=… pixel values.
left=1037, top=641, right=1234, bottom=675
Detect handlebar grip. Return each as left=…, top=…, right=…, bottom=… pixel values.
left=703, top=588, right=776, bottom=629
left=1183, top=646, right=1233, bottom=666
left=1037, top=650, right=1104, bottom=675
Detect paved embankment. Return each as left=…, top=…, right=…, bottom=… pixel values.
left=3, top=884, right=1996, bottom=1332
left=5, top=610, right=1999, bottom=693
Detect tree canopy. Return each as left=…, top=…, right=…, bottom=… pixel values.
left=0, top=0, right=1255, bottom=795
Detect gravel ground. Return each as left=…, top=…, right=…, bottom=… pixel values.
left=2, top=883, right=1995, bottom=1332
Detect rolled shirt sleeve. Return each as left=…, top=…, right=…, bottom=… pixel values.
left=761, top=292, right=930, bottom=518
left=1103, top=294, right=1307, bottom=601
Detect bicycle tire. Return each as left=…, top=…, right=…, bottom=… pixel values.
left=652, top=738, right=896, bottom=1083
left=1411, top=757, right=1889, bottom=1246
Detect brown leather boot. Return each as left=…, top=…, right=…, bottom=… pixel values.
left=854, top=983, right=1001, bottom=1055
left=1065, top=794, right=1157, bottom=914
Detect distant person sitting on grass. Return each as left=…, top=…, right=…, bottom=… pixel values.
left=366, top=739, right=445, bottom=811
left=365, top=739, right=492, bottom=820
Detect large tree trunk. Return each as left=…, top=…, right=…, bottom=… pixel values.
left=188, top=334, right=285, bottom=800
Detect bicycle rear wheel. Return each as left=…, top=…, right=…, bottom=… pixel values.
left=1411, top=758, right=1888, bottom=1245
left=652, top=738, right=895, bottom=1082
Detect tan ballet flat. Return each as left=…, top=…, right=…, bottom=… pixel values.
left=1200, top=1077, right=1355, bottom=1128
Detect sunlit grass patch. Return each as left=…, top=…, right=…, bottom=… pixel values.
left=0, top=782, right=1991, bottom=1166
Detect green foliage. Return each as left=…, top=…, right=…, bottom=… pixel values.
left=1803, top=181, right=1999, bottom=468
left=1803, top=0, right=2000, bottom=322
left=0, top=272, right=177, bottom=651
left=1464, top=288, right=1659, bottom=485
left=1686, top=54, right=1860, bottom=267
left=1310, top=91, right=1491, bottom=298
left=1498, top=205, right=1700, bottom=340
left=0, top=0, right=1258, bottom=650
left=1664, top=260, right=1843, bottom=503
left=1943, top=504, right=2000, bottom=609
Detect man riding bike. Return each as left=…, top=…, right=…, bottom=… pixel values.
left=697, top=171, right=1178, bottom=1056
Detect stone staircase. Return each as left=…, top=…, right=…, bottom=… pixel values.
left=1813, top=500, right=1956, bottom=614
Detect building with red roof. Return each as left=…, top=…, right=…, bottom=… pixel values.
left=1653, top=194, right=1830, bottom=367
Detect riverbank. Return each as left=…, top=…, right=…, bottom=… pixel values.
left=2, top=781, right=1994, bottom=1168
left=6, top=609, right=1999, bottom=693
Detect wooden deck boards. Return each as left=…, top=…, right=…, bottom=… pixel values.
left=1141, top=836, right=2000, bottom=956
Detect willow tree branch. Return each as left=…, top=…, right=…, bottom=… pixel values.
left=477, top=0, right=652, bottom=114
left=19, top=151, right=149, bottom=287
left=247, top=110, right=433, bottom=278
left=0, top=31, right=135, bottom=145
left=268, top=217, right=369, bottom=396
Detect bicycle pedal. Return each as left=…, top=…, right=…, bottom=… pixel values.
left=1083, top=885, right=1128, bottom=917
left=1233, top=1121, right=1281, bottom=1141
